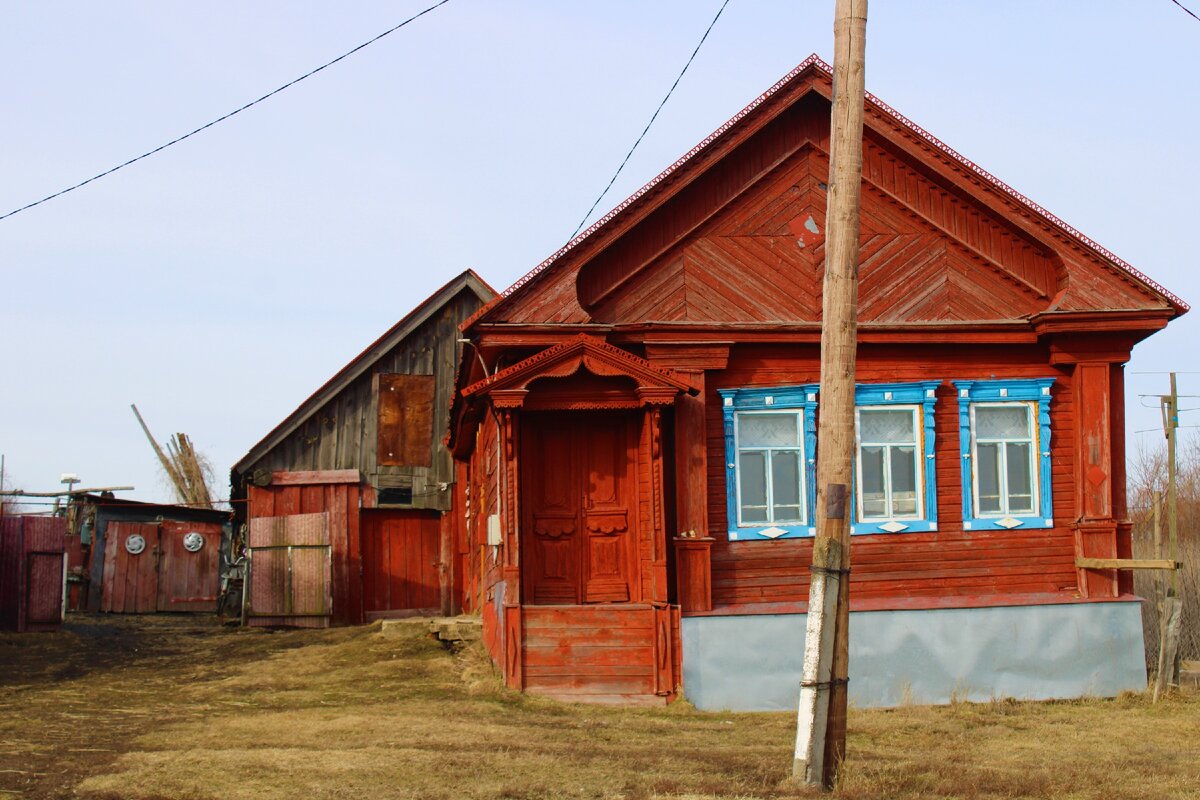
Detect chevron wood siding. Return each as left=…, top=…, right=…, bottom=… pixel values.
left=489, top=81, right=1170, bottom=329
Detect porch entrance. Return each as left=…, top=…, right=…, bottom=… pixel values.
left=521, top=411, right=637, bottom=605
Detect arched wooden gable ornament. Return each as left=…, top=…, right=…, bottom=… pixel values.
left=461, top=333, right=697, bottom=411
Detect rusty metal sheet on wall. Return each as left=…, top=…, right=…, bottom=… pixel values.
left=247, top=512, right=331, bottom=628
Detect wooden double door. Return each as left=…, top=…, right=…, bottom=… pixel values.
left=101, top=520, right=221, bottom=613
left=522, top=412, right=638, bottom=605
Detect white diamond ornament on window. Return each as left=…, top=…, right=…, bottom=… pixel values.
left=758, top=527, right=788, bottom=539
left=996, top=517, right=1023, bottom=529
left=879, top=521, right=909, bottom=533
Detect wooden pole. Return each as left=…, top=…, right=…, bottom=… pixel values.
left=1167, top=374, right=1179, bottom=600
left=794, top=0, right=867, bottom=789
left=131, top=404, right=189, bottom=501
left=1165, top=374, right=1182, bottom=688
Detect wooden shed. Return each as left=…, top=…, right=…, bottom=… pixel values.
left=0, top=515, right=67, bottom=632
left=69, top=495, right=231, bottom=614
left=231, top=269, right=494, bottom=626
left=449, top=56, right=1186, bottom=708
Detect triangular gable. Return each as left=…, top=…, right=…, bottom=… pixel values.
left=462, top=334, right=696, bottom=409
left=466, top=56, right=1185, bottom=331
left=233, top=270, right=495, bottom=474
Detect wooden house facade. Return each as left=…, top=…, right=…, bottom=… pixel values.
left=231, top=270, right=493, bottom=626
left=448, top=57, right=1186, bottom=708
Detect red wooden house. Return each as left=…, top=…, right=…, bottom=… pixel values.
left=231, top=270, right=494, bottom=626
left=448, top=56, right=1186, bottom=708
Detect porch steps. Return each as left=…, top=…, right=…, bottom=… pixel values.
left=521, top=605, right=669, bottom=706
left=379, top=615, right=482, bottom=646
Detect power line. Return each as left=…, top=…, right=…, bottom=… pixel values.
left=1171, top=0, right=1200, bottom=23
left=567, top=0, right=733, bottom=241
left=0, top=0, right=452, bottom=223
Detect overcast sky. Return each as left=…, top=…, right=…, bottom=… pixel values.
left=3, top=1, right=1197, bottom=506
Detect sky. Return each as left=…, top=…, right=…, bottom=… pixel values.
left=2, top=1, right=1198, bottom=506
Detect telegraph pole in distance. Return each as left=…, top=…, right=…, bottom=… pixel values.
left=793, top=0, right=867, bottom=788
left=1153, top=372, right=1182, bottom=698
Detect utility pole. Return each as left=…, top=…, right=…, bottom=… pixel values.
left=793, top=0, right=867, bottom=789
left=1154, top=373, right=1182, bottom=698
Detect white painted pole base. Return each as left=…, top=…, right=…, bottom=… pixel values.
left=793, top=557, right=842, bottom=782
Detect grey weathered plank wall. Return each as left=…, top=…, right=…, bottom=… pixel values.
left=242, top=288, right=481, bottom=511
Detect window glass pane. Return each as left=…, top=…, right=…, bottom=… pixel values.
left=860, top=445, right=886, bottom=517
left=1006, top=442, right=1034, bottom=513
left=739, top=451, right=767, bottom=522
left=890, top=446, right=918, bottom=515
left=977, top=442, right=1001, bottom=513
left=860, top=409, right=915, bottom=444
left=740, top=414, right=798, bottom=448
left=771, top=451, right=802, bottom=521
left=976, top=406, right=1030, bottom=439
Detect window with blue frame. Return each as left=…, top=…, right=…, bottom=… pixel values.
left=852, top=382, right=940, bottom=534
left=720, top=386, right=818, bottom=540
left=720, top=381, right=939, bottom=540
left=954, top=379, right=1054, bottom=530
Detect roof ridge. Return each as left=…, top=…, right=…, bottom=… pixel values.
left=862, top=90, right=1188, bottom=312
left=476, top=53, right=1185, bottom=323
left=497, top=54, right=830, bottom=304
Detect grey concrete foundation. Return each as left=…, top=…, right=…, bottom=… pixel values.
left=681, top=602, right=1146, bottom=711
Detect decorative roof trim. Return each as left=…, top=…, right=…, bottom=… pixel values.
left=470, top=54, right=1184, bottom=327
left=462, top=333, right=695, bottom=402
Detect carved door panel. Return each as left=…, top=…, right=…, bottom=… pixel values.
left=522, top=412, right=636, bottom=605
left=523, top=418, right=582, bottom=604
left=581, top=416, right=633, bottom=603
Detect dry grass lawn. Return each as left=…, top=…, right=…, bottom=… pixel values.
left=1, top=614, right=1196, bottom=800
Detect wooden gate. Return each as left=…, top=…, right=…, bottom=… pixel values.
left=101, top=522, right=160, bottom=613
left=0, top=516, right=67, bottom=632
left=361, top=510, right=440, bottom=619
left=247, top=512, right=332, bottom=627
left=521, top=412, right=637, bottom=605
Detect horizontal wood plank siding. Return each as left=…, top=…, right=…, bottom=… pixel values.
left=522, top=606, right=658, bottom=698
left=705, top=344, right=1079, bottom=608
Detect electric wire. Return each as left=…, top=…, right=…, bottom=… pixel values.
left=1170, top=0, right=1200, bottom=22
left=0, top=0, right=452, bottom=222
left=566, top=0, right=733, bottom=241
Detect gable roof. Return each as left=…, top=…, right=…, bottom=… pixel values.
left=465, top=55, right=1185, bottom=329
left=233, top=269, right=495, bottom=475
